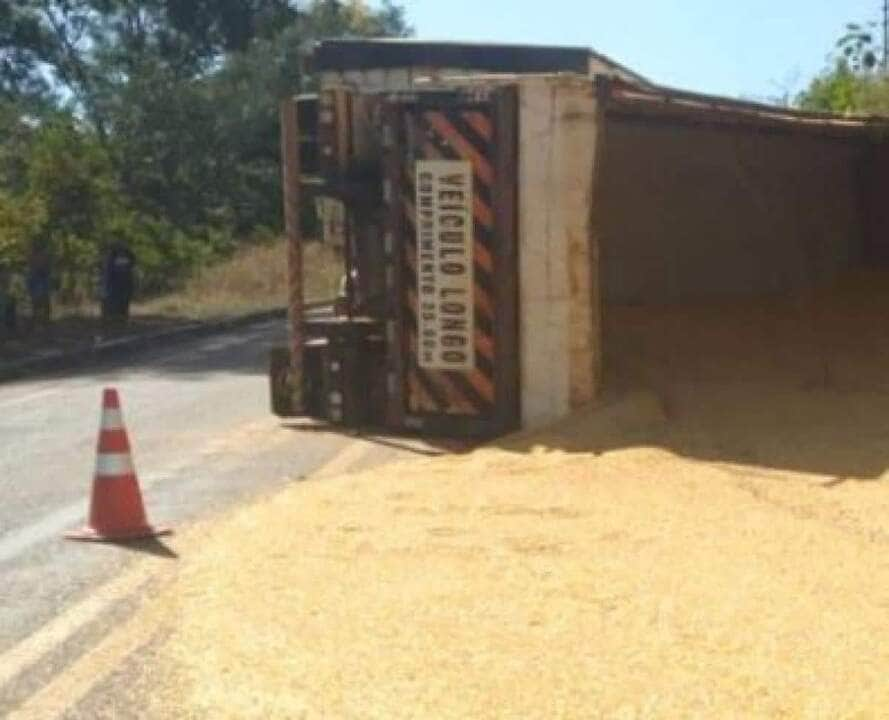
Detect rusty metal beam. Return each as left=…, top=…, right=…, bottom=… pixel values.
left=280, top=97, right=304, bottom=413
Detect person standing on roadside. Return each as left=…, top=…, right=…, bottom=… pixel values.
left=102, top=241, right=136, bottom=324
left=26, top=242, right=52, bottom=326
left=0, top=268, right=17, bottom=335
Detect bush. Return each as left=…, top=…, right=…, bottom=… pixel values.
left=0, top=117, right=238, bottom=304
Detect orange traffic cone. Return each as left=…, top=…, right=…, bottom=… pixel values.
left=66, top=388, right=170, bottom=542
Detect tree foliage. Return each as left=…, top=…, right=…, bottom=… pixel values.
left=836, top=22, right=881, bottom=73
left=0, top=0, right=410, bottom=303
left=798, top=59, right=865, bottom=114
left=0, top=2, right=52, bottom=101
left=798, top=19, right=889, bottom=116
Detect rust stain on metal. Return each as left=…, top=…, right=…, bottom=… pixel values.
left=280, top=98, right=303, bottom=410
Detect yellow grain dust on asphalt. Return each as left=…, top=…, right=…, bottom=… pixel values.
left=128, top=390, right=889, bottom=719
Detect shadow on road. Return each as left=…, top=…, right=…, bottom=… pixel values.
left=280, top=419, right=476, bottom=458
left=108, top=537, right=179, bottom=560
left=4, top=319, right=287, bottom=386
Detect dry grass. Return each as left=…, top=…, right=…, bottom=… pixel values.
left=136, top=240, right=341, bottom=320
left=138, top=385, right=889, bottom=718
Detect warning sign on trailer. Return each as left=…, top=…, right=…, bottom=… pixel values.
left=415, top=160, right=476, bottom=372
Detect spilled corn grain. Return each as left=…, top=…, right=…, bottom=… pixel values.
left=138, top=391, right=889, bottom=718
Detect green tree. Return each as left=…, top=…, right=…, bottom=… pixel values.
left=0, top=191, right=45, bottom=272
left=798, top=60, right=863, bottom=113
left=837, top=22, right=880, bottom=73
left=0, top=0, right=412, bottom=301
left=0, top=1, right=57, bottom=103
left=21, top=119, right=120, bottom=299
left=798, top=20, right=889, bottom=115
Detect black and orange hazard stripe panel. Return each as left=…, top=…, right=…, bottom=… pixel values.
left=381, top=88, right=520, bottom=438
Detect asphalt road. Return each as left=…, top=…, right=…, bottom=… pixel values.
left=0, top=319, right=441, bottom=718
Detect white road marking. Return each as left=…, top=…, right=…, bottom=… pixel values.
left=0, top=563, right=156, bottom=690
left=0, top=387, right=61, bottom=410
left=0, top=505, right=86, bottom=566
left=0, top=420, right=273, bottom=564
left=0, top=435, right=371, bottom=718
left=197, top=336, right=250, bottom=353
left=0, top=461, right=186, bottom=566
left=4, top=595, right=162, bottom=720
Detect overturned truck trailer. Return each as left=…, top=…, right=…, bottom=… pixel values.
left=271, top=39, right=889, bottom=439
left=270, top=40, right=645, bottom=438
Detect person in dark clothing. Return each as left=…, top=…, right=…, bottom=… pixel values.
left=0, top=269, right=16, bottom=335
left=102, top=242, right=136, bottom=322
left=26, top=244, right=52, bottom=325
